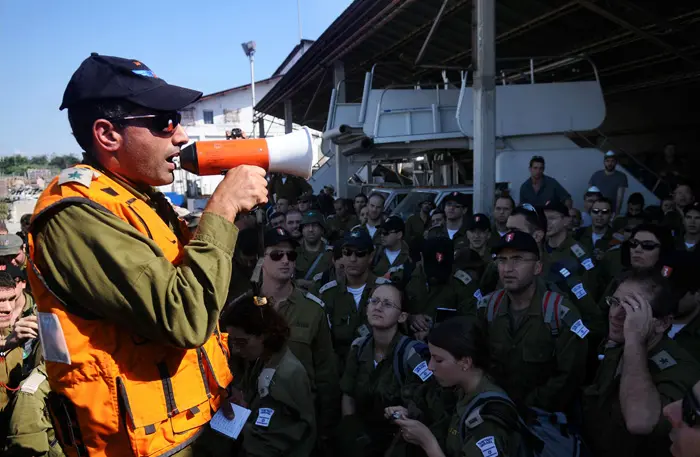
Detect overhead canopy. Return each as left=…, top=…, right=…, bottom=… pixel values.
left=255, top=0, right=700, bottom=132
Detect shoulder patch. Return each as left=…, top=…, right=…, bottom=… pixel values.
left=570, top=243, right=586, bottom=258
left=313, top=272, right=324, bottom=282
left=20, top=371, right=47, bottom=394
left=454, top=270, right=472, bottom=285
left=58, top=167, right=94, bottom=188
left=257, top=368, right=276, bottom=398
left=650, top=350, right=677, bottom=371
left=319, top=280, right=338, bottom=294
left=305, top=292, right=325, bottom=308
left=351, top=336, right=369, bottom=349
left=475, top=436, right=499, bottom=457
left=613, top=232, right=625, bottom=242
left=375, top=277, right=391, bottom=285
left=387, top=264, right=405, bottom=274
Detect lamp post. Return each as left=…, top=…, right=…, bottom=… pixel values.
left=241, top=40, right=257, bottom=137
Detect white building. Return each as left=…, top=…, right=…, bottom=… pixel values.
left=162, top=40, right=322, bottom=202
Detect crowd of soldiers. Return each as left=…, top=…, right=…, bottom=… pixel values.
left=3, top=159, right=700, bottom=457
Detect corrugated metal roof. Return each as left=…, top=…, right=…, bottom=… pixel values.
left=255, top=0, right=700, bottom=131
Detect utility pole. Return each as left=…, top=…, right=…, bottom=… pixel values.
left=241, top=41, right=257, bottom=137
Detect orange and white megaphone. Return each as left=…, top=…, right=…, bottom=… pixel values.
left=179, top=127, right=314, bottom=179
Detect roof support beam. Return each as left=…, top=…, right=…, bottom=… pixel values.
left=577, top=0, right=700, bottom=69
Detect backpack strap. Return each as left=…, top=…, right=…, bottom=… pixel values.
left=486, top=290, right=507, bottom=323
left=458, top=391, right=520, bottom=441
left=542, top=291, right=564, bottom=337
left=392, top=336, right=414, bottom=386
left=304, top=251, right=326, bottom=280
left=396, top=338, right=432, bottom=385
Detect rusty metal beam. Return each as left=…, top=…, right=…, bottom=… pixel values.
left=577, top=0, right=700, bottom=69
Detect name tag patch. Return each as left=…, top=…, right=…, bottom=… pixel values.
left=570, top=319, right=590, bottom=339
left=581, top=258, right=595, bottom=271
left=475, top=436, right=499, bottom=457
left=357, top=324, right=371, bottom=337
left=412, top=361, right=433, bottom=382
left=571, top=283, right=587, bottom=299
left=473, top=289, right=483, bottom=301
left=255, top=408, right=275, bottom=427
left=559, top=268, right=571, bottom=278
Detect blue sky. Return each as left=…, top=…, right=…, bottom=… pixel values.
left=0, top=0, right=352, bottom=156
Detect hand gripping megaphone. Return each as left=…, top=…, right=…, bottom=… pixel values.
left=179, top=127, right=314, bottom=179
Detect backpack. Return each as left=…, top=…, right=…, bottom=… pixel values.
left=458, top=390, right=584, bottom=457
left=352, top=335, right=432, bottom=386
left=479, top=290, right=566, bottom=337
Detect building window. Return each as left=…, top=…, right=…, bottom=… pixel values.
left=203, top=110, right=214, bottom=124
left=224, top=109, right=241, bottom=125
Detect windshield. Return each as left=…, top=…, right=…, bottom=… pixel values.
left=392, top=191, right=437, bottom=221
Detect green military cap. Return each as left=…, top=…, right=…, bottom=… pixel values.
left=0, top=234, right=23, bottom=256
left=300, top=211, right=325, bottom=230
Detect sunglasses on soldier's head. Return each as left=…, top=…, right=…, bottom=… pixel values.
left=628, top=239, right=661, bottom=251
left=110, top=111, right=181, bottom=134
left=342, top=248, right=369, bottom=258
left=591, top=208, right=611, bottom=215
left=267, top=250, right=298, bottom=261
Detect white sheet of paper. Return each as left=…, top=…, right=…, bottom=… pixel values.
left=210, top=403, right=252, bottom=440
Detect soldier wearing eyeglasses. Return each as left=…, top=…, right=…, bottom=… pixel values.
left=254, top=227, right=340, bottom=448
left=477, top=231, right=588, bottom=414
left=319, top=228, right=392, bottom=372
left=574, top=197, right=625, bottom=258
left=664, top=380, right=700, bottom=457
left=582, top=271, right=700, bottom=457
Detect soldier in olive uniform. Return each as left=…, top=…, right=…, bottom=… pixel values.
left=338, top=283, right=432, bottom=457
left=404, top=199, right=433, bottom=246
left=258, top=227, right=340, bottom=442
left=426, top=192, right=469, bottom=252
left=0, top=233, right=27, bottom=270
left=406, top=237, right=480, bottom=341
left=0, top=271, right=27, bottom=435
left=4, top=362, right=66, bottom=457
left=295, top=211, right=333, bottom=287
left=319, top=228, right=391, bottom=370
left=268, top=173, right=312, bottom=206
left=582, top=272, right=700, bottom=457
left=463, top=213, right=492, bottom=277
left=387, top=316, right=522, bottom=457
left=365, top=193, right=386, bottom=247
left=612, top=192, right=646, bottom=232
left=488, top=195, right=514, bottom=249
left=575, top=198, right=625, bottom=258
left=478, top=231, right=589, bottom=413
left=327, top=199, right=359, bottom=243
left=373, top=216, right=411, bottom=279
left=223, top=296, right=316, bottom=457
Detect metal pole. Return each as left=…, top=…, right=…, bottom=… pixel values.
left=472, top=0, right=496, bottom=214
left=250, top=54, right=256, bottom=138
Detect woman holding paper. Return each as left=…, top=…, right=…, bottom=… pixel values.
left=222, top=295, right=316, bottom=457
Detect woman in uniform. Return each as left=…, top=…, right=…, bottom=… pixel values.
left=223, top=295, right=316, bottom=457
left=338, top=283, right=432, bottom=457
left=385, top=316, right=522, bottom=457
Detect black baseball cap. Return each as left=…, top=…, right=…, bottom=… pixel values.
left=467, top=213, right=491, bottom=231
left=493, top=231, right=540, bottom=259
left=685, top=201, right=700, bottom=216
left=342, top=228, right=374, bottom=251
left=380, top=216, right=405, bottom=233
left=60, top=53, right=202, bottom=111
left=443, top=191, right=468, bottom=206
left=264, top=227, right=298, bottom=248
left=543, top=200, right=570, bottom=217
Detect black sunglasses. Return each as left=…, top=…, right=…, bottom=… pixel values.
left=111, top=111, right=182, bottom=134
left=591, top=208, right=611, bottom=215
left=683, top=390, right=700, bottom=427
left=380, top=229, right=400, bottom=236
left=628, top=239, right=661, bottom=251
left=267, top=250, right=298, bottom=262
left=342, top=248, right=369, bottom=258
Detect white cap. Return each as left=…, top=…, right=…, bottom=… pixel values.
left=587, top=186, right=602, bottom=194
left=172, top=205, right=191, bottom=218
left=605, top=150, right=616, bottom=158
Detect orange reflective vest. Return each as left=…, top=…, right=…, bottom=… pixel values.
left=27, top=164, right=233, bottom=457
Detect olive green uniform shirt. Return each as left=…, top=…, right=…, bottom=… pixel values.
left=478, top=282, right=589, bottom=412
left=426, top=224, right=469, bottom=252
left=405, top=268, right=480, bottom=321
left=445, top=377, right=521, bottom=457
left=372, top=243, right=411, bottom=278
left=327, top=214, right=359, bottom=242
left=275, top=288, right=340, bottom=436
left=268, top=175, right=312, bottom=205
left=236, top=347, right=316, bottom=457
left=32, top=169, right=238, bottom=349
left=544, top=235, right=600, bottom=302
left=320, top=274, right=391, bottom=369
left=295, top=243, right=334, bottom=281
left=670, top=312, right=700, bottom=362
left=339, top=332, right=431, bottom=456
left=582, top=337, right=700, bottom=457
left=404, top=214, right=428, bottom=245
left=574, top=226, right=624, bottom=259
left=1, top=325, right=25, bottom=436
left=4, top=364, right=65, bottom=457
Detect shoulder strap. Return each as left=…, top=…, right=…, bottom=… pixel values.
left=487, top=290, right=507, bottom=323
left=392, top=336, right=413, bottom=386
left=542, top=291, right=563, bottom=337
left=354, top=335, right=373, bottom=361
left=304, top=251, right=326, bottom=280
left=458, top=391, right=518, bottom=440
